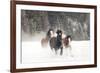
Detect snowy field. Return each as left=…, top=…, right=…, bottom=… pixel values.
left=21, top=41, right=92, bottom=65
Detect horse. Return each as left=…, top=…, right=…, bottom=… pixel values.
left=49, top=29, right=63, bottom=55
left=63, top=35, right=72, bottom=47
left=62, top=35, right=73, bottom=56
left=55, top=31, right=72, bottom=50
left=41, top=29, right=54, bottom=47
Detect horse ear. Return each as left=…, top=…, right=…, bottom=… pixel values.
left=56, top=30, right=62, bottom=34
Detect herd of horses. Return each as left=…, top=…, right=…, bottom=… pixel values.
left=41, top=29, right=72, bottom=55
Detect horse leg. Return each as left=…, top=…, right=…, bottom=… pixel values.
left=60, top=47, right=63, bottom=55
left=55, top=49, right=58, bottom=55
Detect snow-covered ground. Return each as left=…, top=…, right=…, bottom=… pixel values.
left=21, top=40, right=92, bottom=65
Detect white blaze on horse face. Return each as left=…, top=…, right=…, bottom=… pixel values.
left=59, top=33, right=62, bottom=35
left=50, top=30, right=54, bottom=37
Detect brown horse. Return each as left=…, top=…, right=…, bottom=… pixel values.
left=63, top=35, right=72, bottom=48
left=62, top=35, right=73, bottom=56
left=41, top=29, right=54, bottom=47
left=49, top=30, right=63, bottom=55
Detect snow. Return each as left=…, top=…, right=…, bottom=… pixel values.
left=21, top=41, right=91, bottom=65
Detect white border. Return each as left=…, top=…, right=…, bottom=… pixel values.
left=16, top=5, right=94, bottom=69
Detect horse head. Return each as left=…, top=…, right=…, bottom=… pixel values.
left=47, top=28, right=54, bottom=38
left=56, top=30, right=62, bottom=37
